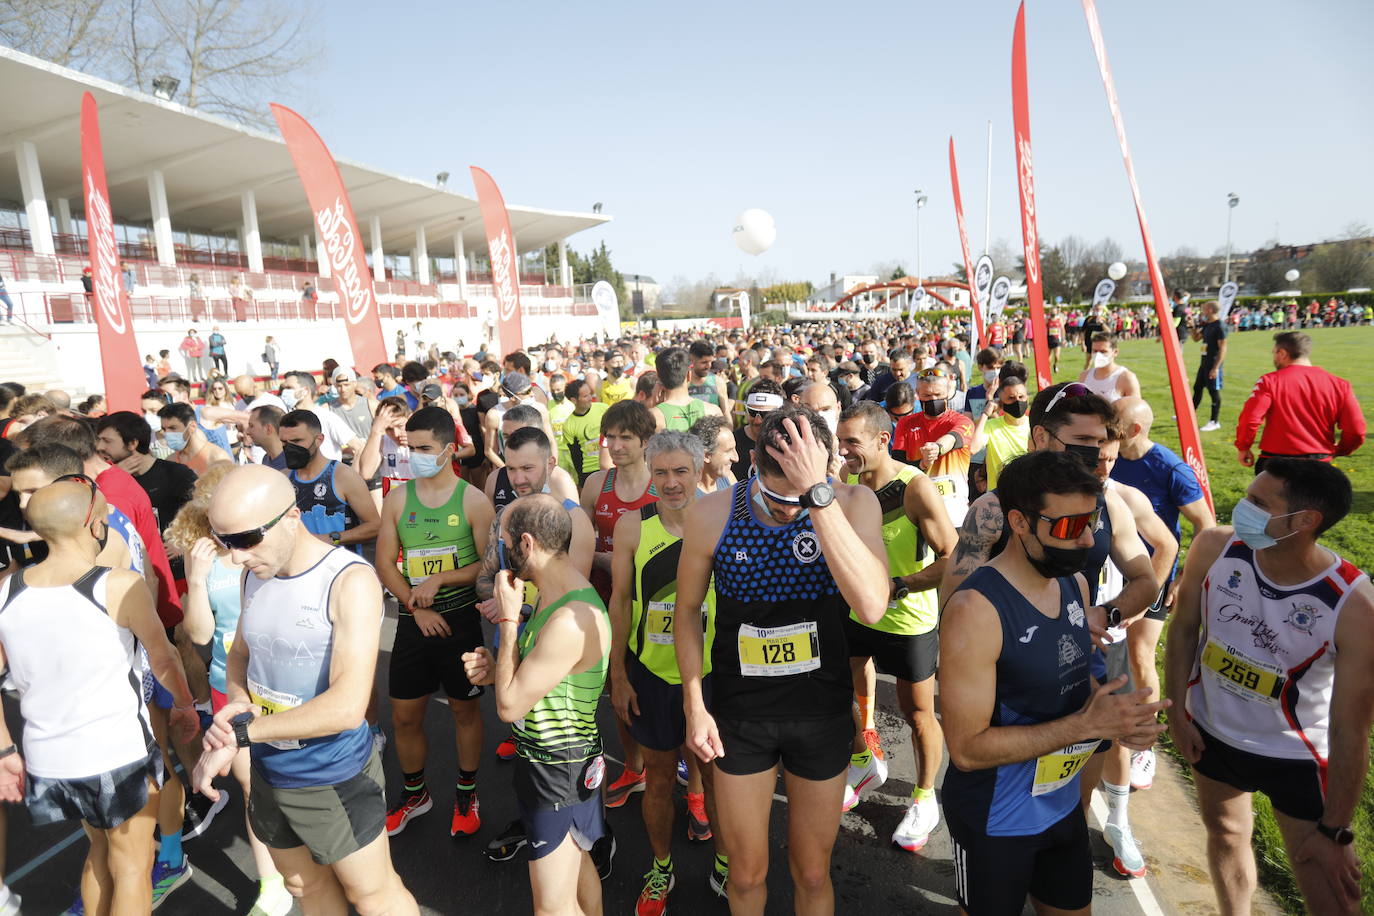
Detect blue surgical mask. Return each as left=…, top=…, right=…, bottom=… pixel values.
left=164, top=430, right=188, bottom=452
left=280, top=388, right=299, bottom=410
left=410, top=448, right=448, bottom=479
left=1231, top=498, right=1300, bottom=551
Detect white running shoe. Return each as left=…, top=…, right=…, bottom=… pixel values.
left=1129, top=749, right=1155, bottom=790
left=841, top=782, right=860, bottom=812
left=1104, top=822, right=1147, bottom=877
left=1200, top=421, right=1221, bottom=432
left=891, top=796, right=940, bottom=852
left=843, top=729, right=888, bottom=810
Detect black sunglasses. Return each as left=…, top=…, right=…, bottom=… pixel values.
left=211, top=502, right=295, bottom=551
left=55, top=473, right=98, bottom=525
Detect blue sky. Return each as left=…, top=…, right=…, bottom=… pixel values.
left=299, top=0, right=1373, bottom=289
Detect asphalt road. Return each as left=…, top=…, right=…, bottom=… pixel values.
left=7, top=607, right=1176, bottom=915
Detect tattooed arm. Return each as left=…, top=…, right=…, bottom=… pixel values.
left=938, top=491, right=1004, bottom=609
left=475, top=511, right=504, bottom=604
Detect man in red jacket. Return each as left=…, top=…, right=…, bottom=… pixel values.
left=1234, top=331, right=1366, bottom=473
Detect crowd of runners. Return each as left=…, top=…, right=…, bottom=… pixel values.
left=0, top=301, right=1368, bottom=916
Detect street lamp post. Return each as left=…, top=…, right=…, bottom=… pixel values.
left=1224, top=192, right=1240, bottom=285
left=914, top=189, right=928, bottom=285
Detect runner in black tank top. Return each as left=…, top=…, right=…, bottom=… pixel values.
left=671, top=405, right=891, bottom=914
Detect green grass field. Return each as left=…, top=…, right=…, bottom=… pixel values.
left=1051, top=324, right=1374, bottom=913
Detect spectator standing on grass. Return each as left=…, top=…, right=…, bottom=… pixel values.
left=1190, top=301, right=1228, bottom=432
left=1234, top=331, right=1366, bottom=473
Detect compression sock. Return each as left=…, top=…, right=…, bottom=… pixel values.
left=456, top=768, right=478, bottom=799
left=856, top=694, right=876, bottom=731
left=912, top=785, right=936, bottom=803
left=714, top=854, right=730, bottom=876
left=654, top=854, right=673, bottom=872
left=1103, top=780, right=1130, bottom=830
left=402, top=769, right=427, bottom=798
left=850, top=747, right=872, bottom=766
left=156, top=830, right=183, bottom=867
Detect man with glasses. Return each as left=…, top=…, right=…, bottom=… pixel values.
left=893, top=365, right=975, bottom=525
left=939, top=450, right=1168, bottom=916
left=732, top=382, right=784, bottom=482
left=193, top=466, right=419, bottom=916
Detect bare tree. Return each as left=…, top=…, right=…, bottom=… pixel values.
left=1308, top=237, right=1372, bottom=292
left=1, top=0, right=318, bottom=127
left=1057, top=235, right=1090, bottom=301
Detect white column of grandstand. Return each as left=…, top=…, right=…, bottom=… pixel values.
left=454, top=231, right=466, bottom=301
left=371, top=216, right=386, bottom=281
left=314, top=227, right=331, bottom=279
left=241, top=190, right=264, bottom=273
left=55, top=197, right=73, bottom=236
left=558, top=239, right=570, bottom=288
left=147, top=170, right=175, bottom=266
left=301, top=233, right=313, bottom=265
left=415, top=225, right=430, bottom=285
left=16, top=141, right=54, bottom=256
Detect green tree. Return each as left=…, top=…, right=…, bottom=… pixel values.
left=891, top=265, right=909, bottom=281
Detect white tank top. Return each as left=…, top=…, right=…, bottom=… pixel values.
left=1080, top=366, right=1125, bottom=403
left=0, top=568, right=153, bottom=778
left=1187, top=536, right=1366, bottom=761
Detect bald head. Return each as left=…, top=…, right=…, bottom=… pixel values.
left=801, top=382, right=838, bottom=414
left=1115, top=397, right=1153, bottom=441
left=209, top=464, right=297, bottom=534
left=44, top=389, right=72, bottom=410
left=25, top=479, right=105, bottom=541
left=233, top=375, right=258, bottom=398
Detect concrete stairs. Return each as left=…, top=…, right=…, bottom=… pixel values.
left=0, top=322, right=68, bottom=394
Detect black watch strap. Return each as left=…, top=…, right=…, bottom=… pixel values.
left=0, top=744, right=16, bottom=760
left=231, top=713, right=253, bottom=749
left=1317, top=821, right=1355, bottom=845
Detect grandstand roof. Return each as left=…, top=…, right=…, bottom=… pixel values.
left=0, top=47, right=610, bottom=254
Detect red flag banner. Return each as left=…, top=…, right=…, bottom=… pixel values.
left=1011, top=2, right=1054, bottom=391
left=470, top=167, right=524, bottom=354
left=81, top=93, right=144, bottom=412
left=1080, top=0, right=1213, bottom=509
left=948, top=137, right=985, bottom=349
left=270, top=104, right=386, bottom=373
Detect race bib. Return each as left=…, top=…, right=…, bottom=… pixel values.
left=405, top=546, right=456, bottom=585
left=929, top=475, right=959, bottom=498
left=737, top=621, right=820, bottom=677
left=1031, top=741, right=1098, bottom=797
left=247, top=678, right=303, bottom=750
left=1201, top=639, right=1284, bottom=706
left=645, top=600, right=709, bottom=646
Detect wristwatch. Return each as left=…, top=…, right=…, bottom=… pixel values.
left=0, top=744, right=16, bottom=760
left=330, top=531, right=342, bottom=546
left=1103, top=603, right=1123, bottom=628
left=230, top=711, right=254, bottom=749
left=798, top=481, right=835, bottom=510
left=890, top=577, right=910, bottom=601
left=1316, top=821, right=1355, bottom=846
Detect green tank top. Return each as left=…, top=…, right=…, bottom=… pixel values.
left=847, top=465, right=938, bottom=635
left=562, top=403, right=607, bottom=474
left=732, top=377, right=755, bottom=428
left=688, top=373, right=720, bottom=406
left=514, top=587, right=608, bottom=768
left=657, top=398, right=706, bottom=432
left=630, top=505, right=714, bottom=684
left=547, top=397, right=576, bottom=475
left=397, top=478, right=479, bottom=614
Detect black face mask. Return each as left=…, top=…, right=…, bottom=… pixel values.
left=607, top=365, right=623, bottom=379
left=862, top=353, right=877, bottom=364
left=1061, top=443, right=1100, bottom=470
left=920, top=398, right=948, bottom=418
left=1001, top=399, right=1028, bottom=418
left=1020, top=532, right=1089, bottom=579
left=282, top=442, right=314, bottom=470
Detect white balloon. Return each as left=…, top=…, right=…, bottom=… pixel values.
left=1108, top=261, right=1127, bottom=281
left=732, top=209, right=776, bottom=256
left=1285, top=269, right=1300, bottom=283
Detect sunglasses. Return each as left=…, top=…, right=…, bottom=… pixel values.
left=747, top=407, right=772, bottom=419
left=916, top=367, right=952, bottom=381
left=55, top=473, right=98, bottom=525
left=211, top=502, right=294, bottom=551
left=1042, top=382, right=1091, bottom=417
left=1038, top=507, right=1101, bottom=540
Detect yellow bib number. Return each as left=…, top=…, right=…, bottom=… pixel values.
left=1201, top=640, right=1283, bottom=705
left=737, top=622, right=820, bottom=677
left=1031, top=741, right=1097, bottom=797
left=246, top=678, right=303, bottom=750
left=645, top=600, right=709, bottom=646
left=930, top=476, right=957, bottom=498
left=405, top=546, right=456, bottom=585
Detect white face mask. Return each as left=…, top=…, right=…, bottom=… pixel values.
left=1092, top=352, right=1112, bottom=369
left=819, top=408, right=839, bottom=435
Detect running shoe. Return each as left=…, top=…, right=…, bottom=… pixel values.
left=709, top=859, right=729, bottom=899
left=603, top=767, right=646, bottom=808
left=1104, top=822, right=1148, bottom=878
left=676, top=756, right=689, bottom=788
left=495, top=735, right=518, bottom=761
left=841, top=783, right=860, bottom=812
left=1200, top=421, right=1221, bottom=432
left=62, top=895, right=83, bottom=915
left=0, top=888, right=20, bottom=916
left=385, top=790, right=433, bottom=836
left=484, top=819, right=527, bottom=862
left=451, top=792, right=481, bottom=837
left=843, top=729, right=887, bottom=810
left=635, top=863, right=675, bottom=916
left=592, top=824, right=617, bottom=880
left=686, top=792, right=712, bottom=842
left=247, top=880, right=294, bottom=916
left=891, top=796, right=940, bottom=853
left=182, top=788, right=230, bottom=840
left=371, top=724, right=387, bottom=757
left=1129, top=749, right=1155, bottom=790
left=151, top=855, right=193, bottom=910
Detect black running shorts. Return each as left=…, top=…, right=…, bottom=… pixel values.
left=844, top=618, right=938, bottom=683
left=389, top=606, right=485, bottom=701
left=250, top=750, right=386, bottom=866
left=625, top=653, right=712, bottom=753
left=1193, top=724, right=1325, bottom=821
left=947, top=806, right=1092, bottom=914
left=713, top=711, right=852, bottom=781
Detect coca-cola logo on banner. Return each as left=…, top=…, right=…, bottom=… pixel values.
left=85, top=173, right=127, bottom=335
left=990, top=276, right=1011, bottom=319
left=315, top=198, right=374, bottom=326
left=1017, top=134, right=1039, bottom=286
left=489, top=229, right=518, bottom=323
